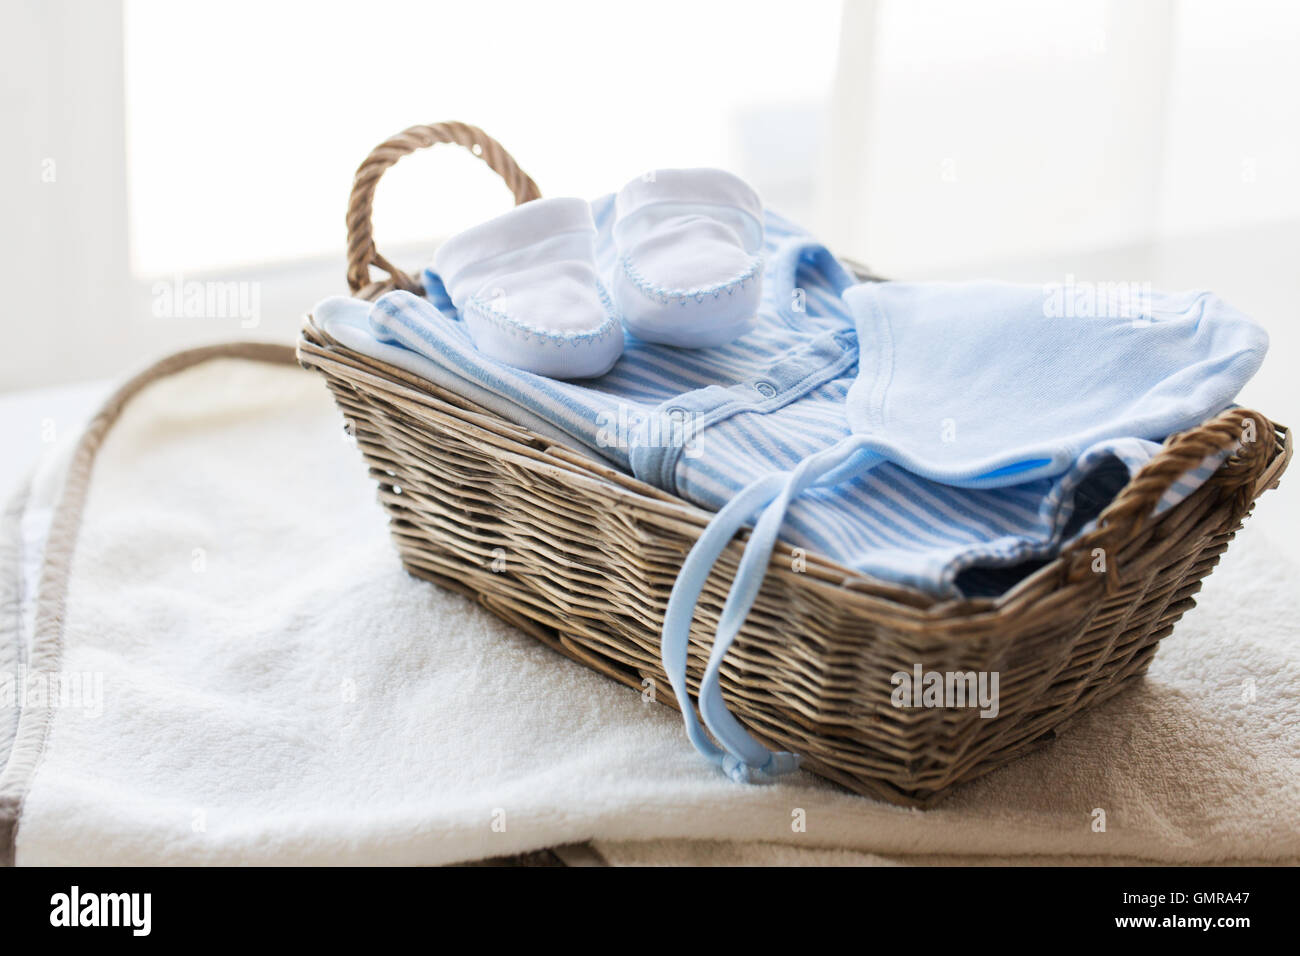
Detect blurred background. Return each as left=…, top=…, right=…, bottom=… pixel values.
left=2, top=0, right=1297, bottom=522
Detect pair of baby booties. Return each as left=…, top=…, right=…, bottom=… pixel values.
left=434, top=169, right=765, bottom=379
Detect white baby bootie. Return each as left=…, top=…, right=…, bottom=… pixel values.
left=612, top=169, right=764, bottom=348
left=433, top=197, right=624, bottom=379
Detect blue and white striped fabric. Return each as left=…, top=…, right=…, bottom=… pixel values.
left=328, top=194, right=1238, bottom=598
left=314, top=192, right=1267, bottom=784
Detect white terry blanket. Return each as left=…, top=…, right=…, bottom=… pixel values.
left=2, top=346, right=1297, bottom=866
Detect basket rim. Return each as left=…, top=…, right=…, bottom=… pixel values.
left=297, top=313, right=1292, bottom=624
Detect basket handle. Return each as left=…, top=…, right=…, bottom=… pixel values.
left=345, top=121, right=541, bottom=300
left=1087, top=406, right=1275, bottom=555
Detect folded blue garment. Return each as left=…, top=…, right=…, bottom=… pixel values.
left=313, top=193, right=1266, bottom=785
left=662, top=278, right=1265, bottom=782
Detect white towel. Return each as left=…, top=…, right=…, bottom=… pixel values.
left=2, top=346, right=1296, bottom=865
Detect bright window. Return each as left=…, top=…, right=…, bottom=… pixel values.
left=124, top=0, right=842, bottom=275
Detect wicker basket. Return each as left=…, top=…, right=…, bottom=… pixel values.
left=298, top=121, right=1293, bottom=806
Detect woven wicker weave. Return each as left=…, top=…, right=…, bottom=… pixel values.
left=298, top=122, right=1293, bottom=806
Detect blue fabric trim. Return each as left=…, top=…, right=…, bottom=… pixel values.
left=618, top=253, right=764, bottom=305
left=463, top=280, right=621, bottom=347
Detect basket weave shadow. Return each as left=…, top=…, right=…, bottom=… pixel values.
left=298, top=122, right=1293, bottom=806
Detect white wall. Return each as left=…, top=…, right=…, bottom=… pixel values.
left=1, top=0, right=130, bottom=391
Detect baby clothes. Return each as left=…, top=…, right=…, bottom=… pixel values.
left=315, top=194, right=1265, bottom=784
left=660, top=279, right=1266, bottom=781
left=318, top=196, right=1251, bottom=599
left=612, top=169, right=765, bottom=347
left=432, top=196, right=623, bottom=379
left=424, top=169, right=764, bottom=377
